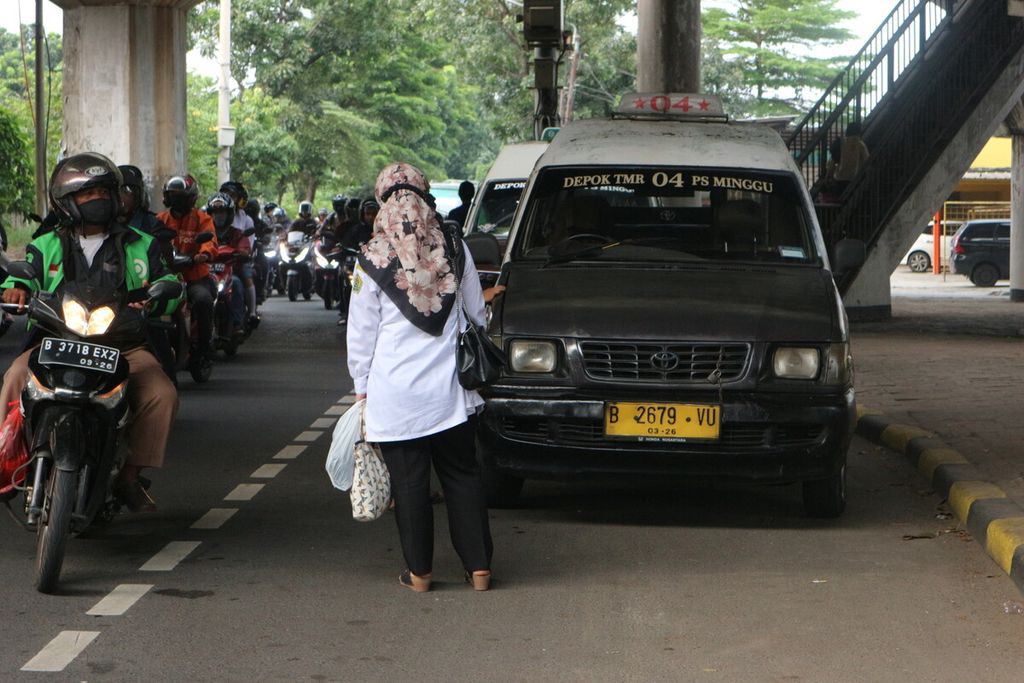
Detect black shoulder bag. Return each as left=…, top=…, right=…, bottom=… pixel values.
left=446, top=228, right=506, bottom=390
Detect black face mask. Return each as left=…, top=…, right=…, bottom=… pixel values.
left=77, top=198, right=115, bottom=225
left=212, top=212, right=232, bottom=229
left=165, top=196, right=191, bottom=215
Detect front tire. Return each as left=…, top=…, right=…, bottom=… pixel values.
left=287, top=276, right=298, bottom=302
left=907, top=251, right=931, bottom=273
left=36, top=468, right=77, bottom=594
left=190, top=356, right=212, bottom=383
left=970, top=263, right=999, bottom=287
left=802, top=463, right=846, bottom=518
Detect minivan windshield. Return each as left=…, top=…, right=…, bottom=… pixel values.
left=513, top=166, right=818, bottom=265
left=470, top=180, right=526, bottom=237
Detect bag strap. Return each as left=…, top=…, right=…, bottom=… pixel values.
left=443, top=226, right=471, bottom=333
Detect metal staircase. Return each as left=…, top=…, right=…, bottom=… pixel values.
left=785, top=0, right=1024, bottom=290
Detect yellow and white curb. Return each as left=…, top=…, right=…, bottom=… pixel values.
left=856, top=405, right=1024, bottom=591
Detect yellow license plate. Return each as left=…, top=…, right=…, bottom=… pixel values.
left=604, top=402, right=720, bottom=440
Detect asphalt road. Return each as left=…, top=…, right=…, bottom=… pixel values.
left=1, top=297, right=1023, bottom=682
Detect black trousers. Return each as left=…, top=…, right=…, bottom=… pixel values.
left=380, top=417, right=493, bottom=577
left=187, top=279, right=215, bottom=354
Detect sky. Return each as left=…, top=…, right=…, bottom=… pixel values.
left=3, top=0, right=896, bottom=74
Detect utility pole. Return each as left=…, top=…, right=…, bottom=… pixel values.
left=34, top=0, right=46, bottom=215
left=217, top=0, right=234, bottom=186
left=559, top=27, right=580, bottom=124
left=637, top=0, right=702, bottom=93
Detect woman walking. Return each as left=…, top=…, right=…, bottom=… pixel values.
left=346, top=162, right=494, bottom=592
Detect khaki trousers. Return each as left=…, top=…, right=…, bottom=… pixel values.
left=0, top=346, right=178, bottom=469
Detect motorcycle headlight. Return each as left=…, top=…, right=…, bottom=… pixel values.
left=263, top=249, right=277, bottom=259
left=86, top=306, right=115, bottom=336
left=316, top=254, right=330, bottom=268
left=296, top=246, right=311, bottom=262
left=216, top=280, right=226, bottom=293
left=509, top=340, right=557, bottom=373
left=64, top=300, right=116, bottom=337
left=772, top=347, right=820, bottom=380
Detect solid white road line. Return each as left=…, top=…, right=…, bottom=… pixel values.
left=251, top=463, right=287, bottom=479
left=273, top=444, right=307, bottom=460
left=294, top=431, right=323, bottom=443
left=310, top=417, right=335, bottom=429
left=86, top=584, right=154, bottom=616
left=323, top=405, right=348, bottom=416
left=140, top=541, right=202, bottom=571
left=224, top=483, right=265, bottom=501
left=191, top=508, right=238, bottom=530
left=21, top=631, right=100, bottom=672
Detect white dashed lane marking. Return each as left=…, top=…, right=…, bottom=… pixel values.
left=251, top=464, right=287, bottom=479
left=273, top=444, right=307, bottom=460
left=224, top=483, right=265, bottom=501
left=294, top=431, right=323, bottom=443
left=191, top=508, right=238, bottom=530
left=310, top=417, right=336, bottom=429
left=140, top=541, right=202, bottom=571
left=323, top=405, right=348, bottom=416
left=337, top=396, right=356, bottom=405
left=87, top=584, right=154, bottom=616
left=21, top=631, right=100, bottom=672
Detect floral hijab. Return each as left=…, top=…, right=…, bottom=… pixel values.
left=359, top=163, right=458, bottom=336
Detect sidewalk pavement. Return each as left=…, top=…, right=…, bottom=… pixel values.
left=852, top=279, right=1024, bottom=508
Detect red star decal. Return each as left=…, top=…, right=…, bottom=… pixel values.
left=634, top=98, right=646, bottom=109
left=699, top=99, right=710, bottom=111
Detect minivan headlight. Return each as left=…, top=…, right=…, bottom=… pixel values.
left=509, top=340, right=557, bottom=373
left=773, top=347, right=819, bottom=380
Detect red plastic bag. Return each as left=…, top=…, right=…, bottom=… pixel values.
left=0, top=401, right=29, bottom=495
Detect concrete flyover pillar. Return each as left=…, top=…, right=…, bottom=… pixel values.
left=1008, top=103, right=1024, bottom=301
left=637, top=0, right=702, bottom=93
left=53, top=0, right=202, bottom=192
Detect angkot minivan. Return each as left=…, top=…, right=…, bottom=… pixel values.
left=478, top=94, right=865, bottom=517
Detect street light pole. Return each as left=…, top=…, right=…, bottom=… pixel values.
left=34, top=0, right=46, bottom=215
left=217, top=0, right=234, bottom=186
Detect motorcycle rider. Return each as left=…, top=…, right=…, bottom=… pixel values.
left=321, top=194, right=350, bottom=241
left=336, top=199, right=380, bottom=325
left=118, top=164, right=167, bottom=239
left=219, top=181, right=258, bottom=327
left=317, top=207, right=329, bottom=226
left=0, top=153, right=181, bottom=512
left=206, top=192, right=250, bottom=336
left=156, top=174, right=219, bottom=363
left=291, top=201, right=319, bottom=236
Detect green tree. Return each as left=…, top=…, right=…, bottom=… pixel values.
left=0, top=105, right=35, bottom=217
left=703, top=0, right=855, bottom=117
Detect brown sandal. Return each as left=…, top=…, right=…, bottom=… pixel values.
left=465, top=570, right=491, bottom=591
left=399, top=570, right=432, bottom=592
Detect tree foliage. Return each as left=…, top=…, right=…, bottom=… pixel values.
left=0, top=105, right=35, bottom=216
left=702, top=0, right=855, bottom=118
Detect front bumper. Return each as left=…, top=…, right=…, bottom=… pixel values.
left=479, top=387, right=855, bottom=484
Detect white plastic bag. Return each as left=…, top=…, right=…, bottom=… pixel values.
left=325, top=399, right=363, bottom=492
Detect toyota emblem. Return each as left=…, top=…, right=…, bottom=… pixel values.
left=650, top=351, right=679, bottom=371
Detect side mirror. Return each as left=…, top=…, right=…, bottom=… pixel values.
left=147, top=279, right=183, bottom=303
left=5, top=260, right=38, bottom=281
left=465, top=232, right=502, bottom=266
left=195, top=231, right=215, bottom=245
left=832, top=238, right=866, bottom=279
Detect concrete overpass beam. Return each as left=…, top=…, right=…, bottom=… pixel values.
left=54, top=0, right=201, bottom=191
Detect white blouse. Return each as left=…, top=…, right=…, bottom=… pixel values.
left=346, top=245, right=486, bottom=442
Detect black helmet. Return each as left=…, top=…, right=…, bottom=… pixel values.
left=219, top=180, right=248, bottom=207
left=331, top=194, right=347, bottom=213
left=117, top=164, right=150, bottom=211
left=345, top=197, right=361, bottom=220
left=263, top=202, right=278, bottom=216
left=162, top=174, right=200, bottom=211
left=206, top=191, right=235, bottom=231
left=299, top=201, right=313, bottom=217
left=49, top=152, right=124, bottom=226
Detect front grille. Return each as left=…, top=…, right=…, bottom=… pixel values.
left=579, top=341, right=750, bottom=383
left=500, top=416, right=825, bottom=452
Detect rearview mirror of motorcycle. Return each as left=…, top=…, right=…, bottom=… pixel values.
left=195, top=231, right=215, bottom=245
left=5, top=259, right=38, bottom=281
left=147, top=279, right=183, bottom=303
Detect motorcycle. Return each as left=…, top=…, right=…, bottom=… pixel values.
left=150, top=229, right=216, bottom=384
left=254, top=231, right=275, bottom=305
left=0, top=260, right=181, bottom=593
left=313, top=233, right=344, bottom=310
left=210, top=234, right=254, bottom=357
left=278, top=230, right=314, bottom=302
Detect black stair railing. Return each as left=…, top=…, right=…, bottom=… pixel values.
left=787, top=0, right=963, bottom=192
